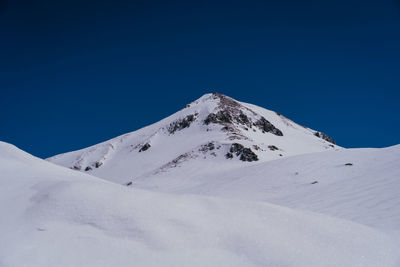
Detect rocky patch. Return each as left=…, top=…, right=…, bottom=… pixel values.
left=204, top=110, right=253, bottom=129
left=268, top=145, right=279, bottom=151
left=95, top=161, right=103, bottom=168
left=204, top=93, right=284, bottom=139
left=199, top=142, right=215, bottom=152
left=254, top=117, right=283, bottom=136
left=139, top=143, right=151, bottom=152
left=204, top=110, right=232, bottom=125
left=236, top=112, right=253, bottom=128
left=168, top=113, right=198, bottom=134
left=226, top=143, right=259, bottom=162
left=314, top=132, right=336, bottom=144
left=211, top=92, right=241, bottom=109
left=155, top=152, right=199, bottom=173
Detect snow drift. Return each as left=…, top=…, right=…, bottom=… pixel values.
left=1, top=141, right=398, bottom=267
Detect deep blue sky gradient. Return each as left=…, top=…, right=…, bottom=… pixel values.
left=1, top=0, right=399, bottom=158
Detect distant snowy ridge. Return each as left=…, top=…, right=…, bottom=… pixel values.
left=48, top=92, right=339, bottom=184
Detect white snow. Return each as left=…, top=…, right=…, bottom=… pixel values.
left=47, top=93, right=340, bottom=184
left=0, top=141, right=399, bottom=267
left=132, top=145, right=400, bottom=232
left=2, top=93, right=400, bottom=266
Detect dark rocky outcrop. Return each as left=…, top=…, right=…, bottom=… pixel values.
left=85, top=166, right=92, bottom=171
left=268, top=145, right=279, bottom=151
left=199, top=142, right=215, bottom=152
left=236, top=112, right=253, bottom=128
left=204, top=110, right=232, bottom=125
left=155, top=153, right=199, bottom=174
left=204, top=93, right=283, bottom=138
left=168, top=114, right=198, bottom=134
left=205, top=93, right=251, bottom=128
left=314, top=132, right=336, bottom=144
left=221, top=125, right=236, bottom=133
left=204, top=110, right=252, bottom=129
left=254, top=117, right=283, bottom=136
left=139, top=143, right=151, bottom=152
left=211, top=92, right=241, bottom=109
left=95, top=161, right=102, bottom=168
left=226, top=143, right=259, bottom=162
left=170, top=153, right=190, bottom=166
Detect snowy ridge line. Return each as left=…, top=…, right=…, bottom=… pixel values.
left=47, top=92, right=340, bottom=184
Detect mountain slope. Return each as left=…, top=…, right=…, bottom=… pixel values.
left=130, top=144, right=400, bottom=232
left=48, top=92, right=339, bottom=184
left=46, top=92, right=400, bottom=233
left=0, top=141, right=399, bottom=267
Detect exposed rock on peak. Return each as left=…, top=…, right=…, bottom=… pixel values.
left=168, top=113, right=198, bottom=134
left=254, top=117, right=283, bottom=136
left=47, top=92, right=340, bottom=183
left=204, top=92, right=283, bottom=137
left=211, top=92, right=242, bottom=109
left=314, top=132, right=336, bottom=144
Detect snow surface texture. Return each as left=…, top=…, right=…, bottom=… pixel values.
left=3, top=93, right=400, bottom=266
left=48, top=93, right=339, bottom=184
left=1, top=141, right=399, bottom=267
left=132, top=145, right=400, bottom=232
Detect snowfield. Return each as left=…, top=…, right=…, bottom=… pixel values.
left=133, top=145, right=400, bottom=231
left=2, top=93, right=400, bottom=266
left=0, top=141, right=399, bottom=267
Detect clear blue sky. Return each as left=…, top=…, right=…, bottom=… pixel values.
left=1, top=0, right=399, bottom=158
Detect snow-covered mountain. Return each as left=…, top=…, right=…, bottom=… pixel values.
left=48, top=92, right=339, bottom=184
left=1, top=141, right=399, bottom=267
left=45, top=92, right=400, bottom=233
left=3, top=92, right=399, bottom=266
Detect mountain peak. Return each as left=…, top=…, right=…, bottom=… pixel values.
left=181, top=92, right=283, bottom=141
left=185, top=92, right=237, bottom=107
left=48, top=93, right=340, bottom=184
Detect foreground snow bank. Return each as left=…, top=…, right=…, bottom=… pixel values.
left=0, top=142, right=399, bottom=267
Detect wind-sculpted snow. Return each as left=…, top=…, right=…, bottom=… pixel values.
left=47, top=93, right=340, bottom=183
left=133, top=145, right=400, bottom=231
left=0, top=141, right=399, bottom=267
